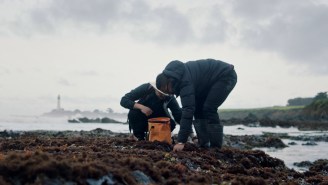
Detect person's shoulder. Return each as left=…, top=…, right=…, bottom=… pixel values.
left=133, top=83, right=152, bottom=91
left=137, top=83, right=150, bottom=87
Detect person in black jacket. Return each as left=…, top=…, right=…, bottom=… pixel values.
left=156, top=59, right=237, bottom=151
left=120, top=82, right=182, bottom=141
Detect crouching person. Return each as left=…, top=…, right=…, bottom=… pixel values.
left=120, top=82, right=182, bottom=141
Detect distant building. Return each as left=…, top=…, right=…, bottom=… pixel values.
left=42, top=94, right=68, bottom=117
left=57, top=95, right=64, bottom=111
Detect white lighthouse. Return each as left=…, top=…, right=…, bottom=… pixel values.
left=57, top=95, right=63, bottom=110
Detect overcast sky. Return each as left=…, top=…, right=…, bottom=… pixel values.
left=0, top=0, right=327, bottom=116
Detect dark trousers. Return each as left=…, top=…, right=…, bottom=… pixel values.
left=194, top=69, right=237, bottom=123
left=128, top=109, right=176, bottom=140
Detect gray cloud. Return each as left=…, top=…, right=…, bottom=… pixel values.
left=4, top=0, right=127, bottom=36
left=2, top=0, right=228, bottom=44
left=5, top=0, right=194, bottom=43
left=2, top=0, right=327, bottom=73
left=58, top=78, right=74, bottom=86
left=29, top=0, right=122, bottom=30
left=145, top=6, right=194, bottom=44
left=228, top=0, right=328, bottom=74
left=199, top=5, right=232, bottom=43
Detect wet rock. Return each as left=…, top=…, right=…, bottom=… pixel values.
left=87, top=174, right=115, bottom=185
left=259, top=119, right=293, bottom=128
left=132, top=170, right=154, bottom=185
left=309, top=159, right=328, bottom=176
left=262, top=137, right=288, bottom=148
left=302, top=141, right=318, bottom=146
left=294, top=161, right=313, bottom=168
left=289, top=135, right=328, bottom=142
left=68, top=117, right=122, bottom=123
left=288, top=142, right=297, bottom=145
left=225, top=135, right=287, bottom=149
left=262, top=132, right=289, bottom=138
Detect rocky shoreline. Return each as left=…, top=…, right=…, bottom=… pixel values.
left=0, top=129, right=328, bottom=185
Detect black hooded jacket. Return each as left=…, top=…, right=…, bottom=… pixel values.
left=162, top=59, right=234, bottom=142
left=120, top=83, right=182, bottom=123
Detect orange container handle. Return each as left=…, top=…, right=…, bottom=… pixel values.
left=148, top=117, right=170, bottom=124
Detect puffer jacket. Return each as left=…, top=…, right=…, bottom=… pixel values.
left=162, top=59, right=234, bottom=142
left=120, top=83, right=182, bottom=123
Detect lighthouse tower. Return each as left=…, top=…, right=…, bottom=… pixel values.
left=57, top=95, right=62, bottom=110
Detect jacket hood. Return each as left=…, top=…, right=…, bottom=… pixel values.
left=163, top=60, right=185, bottom=80
left=149, top=82, right=170, bottom=96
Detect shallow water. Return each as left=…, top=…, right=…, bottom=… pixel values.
left=257, top=139, right=328, bottom=172
left=1, top=116, right=327, bottom=171
left=226, top=125, right=328, bottom=171
left=224, top=124, right=328, bottom=137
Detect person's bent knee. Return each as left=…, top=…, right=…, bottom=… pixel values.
left=202, top=107, right=219, bottom=122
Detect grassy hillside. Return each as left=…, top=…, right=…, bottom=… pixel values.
left=219, top=106, right=304, bottom=120
left=302, top=99, right=328, bottom=120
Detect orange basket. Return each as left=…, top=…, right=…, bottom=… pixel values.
left=148, top=117, right=172, bottom=144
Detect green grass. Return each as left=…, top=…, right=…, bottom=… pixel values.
left=218, top=106, right=305, bottom=120
left=219, top=106, right=304, bottom=112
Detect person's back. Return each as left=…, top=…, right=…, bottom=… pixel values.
left=185, top=59, right=234, bottom=95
